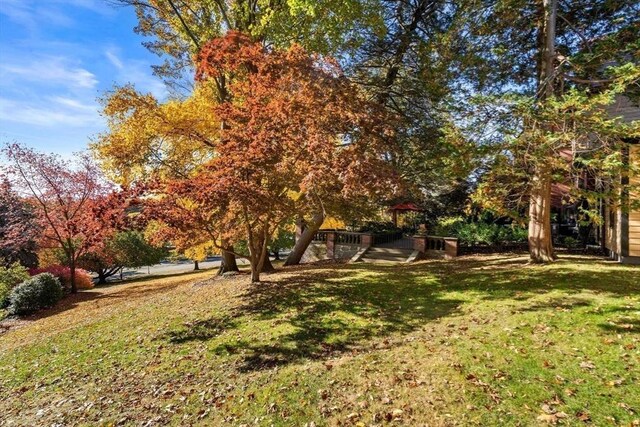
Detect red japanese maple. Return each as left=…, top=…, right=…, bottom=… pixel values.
left=0, top=179, right=40, bottom=267
left=2, top=144, right=128, bottom=292
left=150, top=32, right=398, bottom=282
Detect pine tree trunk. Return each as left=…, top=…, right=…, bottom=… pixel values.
left=527, top=0, right=558, bottom=264
left=528, top=169, right=556, bottom=263
left=284, top=211, right=324, bottom=266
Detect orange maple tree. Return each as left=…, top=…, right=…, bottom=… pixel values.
left=149, top=32, right=398, bottom=282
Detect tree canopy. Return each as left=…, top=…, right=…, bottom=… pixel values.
left=142, top=32, right=398, bottom=281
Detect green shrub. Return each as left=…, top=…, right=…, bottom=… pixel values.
left=561, top=236, right=583, bottom=249
left=457, top=222, right=496, bottom=245
left=434, top=217, right=528, bottom=246
left=7, top=273, right=64, bottom=316
left=357, top=221, right=400, bottom=233
left=433, top=216, right=465, bottom=237
left=509, top=226, right=529, bottom=243
left=0, top=263, right=30, bottom=308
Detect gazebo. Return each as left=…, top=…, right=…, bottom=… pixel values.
left=389, top=202, right=423, bottom=228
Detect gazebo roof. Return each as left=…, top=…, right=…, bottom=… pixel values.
left=390, top=202, right=422, bottom=212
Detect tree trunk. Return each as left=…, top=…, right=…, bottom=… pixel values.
left=540, top=0, right=557, bottom=100
left=261, top=252, right=275, bottom=273
left=249, top=245, right=262, bottom=283
left=527, top=0, right=558, bottom=264
left=272, top=250, right=280, bottom=260
left=217, top=244, right=239, bottom=275
left=249, top=231, right=269, bottom=283
left=69, top=261, right=77, bottom=294
left=193, top=260, right=200, bottom=270
left=97, top=270, right=107, bottom=285
left=284, top=211, right=324, bottom=266
left=250, top=264, right=260, bottom=282
left=528, top=169, right=556, bottom=262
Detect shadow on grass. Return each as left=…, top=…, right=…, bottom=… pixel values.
left=96, top=267, right=220, bottom=288
left=0, top=269, right=218, bottom=329
left=517, top=296, right=593, bottom=313
left=164, top=263, right=465, bottom=371
left=166, top=315, right=240, bottom=343
left=598, top=320, right=639, bottom=334
left=423, top=255, right=640, bottom=299
left=162, top=255, right=639, bottom=372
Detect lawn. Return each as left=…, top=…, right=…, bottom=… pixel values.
left=0, top=255, right=638, bottom=426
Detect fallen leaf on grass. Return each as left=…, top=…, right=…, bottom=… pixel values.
left=346, top=412, right=359, bottom=421
left=618, top=402, right=636, bottom=414
left=579, top=361, right=595, bottom=370
left=576, top=411, right=590, bottom=422
left=608, top=378, right=624, bottom=387
left=537, top=412, right=568, bottom=424
left=547, top=394, right=564, bottom=406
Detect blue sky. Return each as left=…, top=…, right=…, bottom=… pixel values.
left=0, top=0, right=168, bottom=156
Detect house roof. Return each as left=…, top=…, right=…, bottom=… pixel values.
left=390, top=202, right=422, bottom=212
left=606, top=95, right=640, bottom=124
left=551, top=183, right=572, bottom=209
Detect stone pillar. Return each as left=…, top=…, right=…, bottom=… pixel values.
left=326, top=231, right=336, bottom=259
left=361, top=233, right=374, bottom=248
left=413, top=235, right=427, bottom=253
left=444, top=237, right=458, bottom=258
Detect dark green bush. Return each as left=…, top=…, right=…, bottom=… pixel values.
left=0, top=263, right=30, bottom=308
left=7, top=273, right=64, bottom=316
left=356, top=221, right=400, bottom=233
left=434, top=217, right=528, bottom=246
left=561, top=236, right=583, bottom=249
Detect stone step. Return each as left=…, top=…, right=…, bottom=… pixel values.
left=351, top=247, right=416, bottom=264
left=367, top=247, right=414, bottom=255
left=360, top=253, right=412, bottom=263
left=361, top=257, right=409, bottom=263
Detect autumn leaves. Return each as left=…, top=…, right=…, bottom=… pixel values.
left=97, top=33, right=398, bottom=282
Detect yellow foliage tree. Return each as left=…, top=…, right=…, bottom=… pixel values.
left=93, top=83, right=220, bottom=185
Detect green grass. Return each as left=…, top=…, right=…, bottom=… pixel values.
left=0, top=255, right=638, bottom=426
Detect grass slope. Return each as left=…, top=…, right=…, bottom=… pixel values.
left=0, top=255, right=638, bottom=426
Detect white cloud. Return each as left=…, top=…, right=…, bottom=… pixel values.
left=0, top=96, right=101, bottom=127
left=34, top=7, right=75, bottom=27
left=123, top=64, right=169, bottom=99
left=105, top=48, right=125, bottom=70
left=55, top=0, right=113, bottom=15
left=0, top=0, right=112, bottom=31
left=0, top=57, right=98, bottom=89
left=50, top=96, right=97, bottom=112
